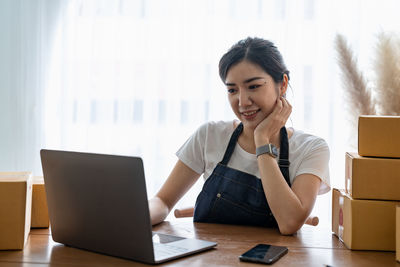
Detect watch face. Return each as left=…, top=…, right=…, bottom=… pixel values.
left=271, top=146, right=278, bottom=157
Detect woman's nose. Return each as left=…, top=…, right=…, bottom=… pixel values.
left=238, top=89, right=252, bottom=107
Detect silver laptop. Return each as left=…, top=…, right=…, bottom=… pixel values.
left=40, top=149, right=216, bottom=264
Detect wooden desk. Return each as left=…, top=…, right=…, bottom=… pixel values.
left=0, top=219, right=397, bottom=266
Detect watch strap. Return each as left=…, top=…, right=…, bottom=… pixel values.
left=256, top=144, right=278, bottom=158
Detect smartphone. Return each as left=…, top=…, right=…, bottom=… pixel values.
left=239, top=244, right=288, bottom=265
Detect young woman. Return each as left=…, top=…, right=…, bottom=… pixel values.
left=149, top=37, right=330, bottom=235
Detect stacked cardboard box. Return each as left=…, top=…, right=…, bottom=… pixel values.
left=31, top=176, right=49, bottom=228
left=397, top=205, right=400, bottom=262
left=358, top=116, right=400, bottom=158
left=333, top=116, right=400, bottom=251
left=0, top=172, right=32, bottom=250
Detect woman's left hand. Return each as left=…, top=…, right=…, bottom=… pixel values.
left=254, top=96, right=292, bottom=147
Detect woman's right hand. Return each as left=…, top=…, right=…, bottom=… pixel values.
left=254, top=96, right=292, bottom=148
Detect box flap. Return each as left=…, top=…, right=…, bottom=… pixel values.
left=0, top=172, right=32, bottom=182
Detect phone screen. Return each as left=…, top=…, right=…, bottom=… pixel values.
left=239, top=244, right=288, bottom=264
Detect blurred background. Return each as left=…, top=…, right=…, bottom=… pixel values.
left=1, top=0, right=399, bottom=226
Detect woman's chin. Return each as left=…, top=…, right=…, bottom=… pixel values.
left=240, top=118, right=262, bottom=130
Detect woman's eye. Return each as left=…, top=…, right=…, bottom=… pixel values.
left=249, top=84, right=261, bottom=90
left=227, top=88, right=236, bottom=93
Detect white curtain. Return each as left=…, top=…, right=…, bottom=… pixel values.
left=0, top=0, right=66, bottom=175
left=2, top=0, right=400, bottom=225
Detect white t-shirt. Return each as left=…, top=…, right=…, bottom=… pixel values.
left=176, top=120, right=330, bottom=195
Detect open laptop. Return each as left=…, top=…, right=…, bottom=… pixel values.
left=40, top=149, right=216, bottom=264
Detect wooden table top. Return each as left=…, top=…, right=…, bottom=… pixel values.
left=0, top=219, right=398, bottom=267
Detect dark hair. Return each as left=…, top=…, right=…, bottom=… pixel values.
left=218, top=37, right=290, bottom=84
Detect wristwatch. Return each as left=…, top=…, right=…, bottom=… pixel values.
left=256, top=144, right=278, bottom=158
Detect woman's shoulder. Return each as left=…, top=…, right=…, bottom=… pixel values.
left=290, top=128, right=329, bottom=152
left=198, top=120, right=237, bottom=136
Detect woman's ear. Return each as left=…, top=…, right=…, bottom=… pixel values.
left=280, top=73, right=289, bottom=97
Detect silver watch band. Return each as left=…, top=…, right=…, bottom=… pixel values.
left=256, top=144, right=278, bottom=158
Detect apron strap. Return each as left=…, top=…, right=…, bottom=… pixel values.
left=220, top=123, right=243, bottom=165
left=278, top=127, right=291, bottom=186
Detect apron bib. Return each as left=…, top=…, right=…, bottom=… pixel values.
left=193, top=123, right=290, bottom=227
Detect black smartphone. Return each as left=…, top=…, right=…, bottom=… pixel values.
left=239, top=244, right=288, bottom=265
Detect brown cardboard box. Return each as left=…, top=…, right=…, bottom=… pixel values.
left=345, top=152, right=400, bottom=201
left=0, top=172, right=32, bottom=250
left=358, top=115, right=400, bottom=158
left=332, top=188, right=398, bottom=251
left=31, top=176, right=49, bottom=228
left=397, top=205, right=400, bottom=262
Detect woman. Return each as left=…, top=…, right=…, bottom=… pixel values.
left=149, top=37, right=330, bottom=235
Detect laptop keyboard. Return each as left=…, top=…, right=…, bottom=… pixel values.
left=153, top=243, right=189, bottom=258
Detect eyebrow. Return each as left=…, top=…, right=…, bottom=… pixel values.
left=225, top=77, right=265, bottom=86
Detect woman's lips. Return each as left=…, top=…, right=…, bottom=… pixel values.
left=240, top=109, right=260, bottom=120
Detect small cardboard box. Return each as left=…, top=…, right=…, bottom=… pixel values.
left=345, top=152, right=400, bottom=201
left=397, top=205, right=400, bottom=262
left=31, top=176, right=49, bottom=228
left=0, top=172, right=32, bottom=250
left=332, top=188, right=398, bottom=251
left=358, top=115, right=400, bottom=158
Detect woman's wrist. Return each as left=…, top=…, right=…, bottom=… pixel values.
left=254, top=135, right=270, bottom=148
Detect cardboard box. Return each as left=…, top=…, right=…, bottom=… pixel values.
left=345, top=152, right=400, bottom=201
left=0, top=172, right=32, bottom=250
left=358, top=115, right=400, bottom=158
left=31, top=176, right=49, bottom=228
left=397, top=205, right=400, bottom=262
left=332, top=188, right=398, bottom=251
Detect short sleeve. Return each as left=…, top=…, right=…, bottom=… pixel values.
left=175, top=123, right=208, bottom=174
left=294, top=138, right=331, bottom=195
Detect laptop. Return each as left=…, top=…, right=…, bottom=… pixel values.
left=40, top=149, right=217, bottom=264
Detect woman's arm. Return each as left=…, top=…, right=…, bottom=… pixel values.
left=254, top=96, right=323, bottom=235
left=257, top=155, right=321, bottom=235
left=174, top=206, right=320, bottom=226
left=149, top=160, right=201, bottom=225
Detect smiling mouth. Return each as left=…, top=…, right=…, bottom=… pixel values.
left=241, top=109, right=260, bottom=116
left=240, top=109, right=261, bottom=121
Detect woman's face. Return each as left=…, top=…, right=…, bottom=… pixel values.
left=225, top=60, right=283, bottom=131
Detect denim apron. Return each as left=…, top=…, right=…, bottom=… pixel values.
left=193, top=123, right=290, bottom=227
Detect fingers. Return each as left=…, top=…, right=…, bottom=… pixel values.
left=270, top=97, right=284, bottom=118
left=254, top=96, right=292, bottom=140
left=280, top=97, right=292, bottom=120
left=305, top=216, right=319, bottom=226
left=271, top=97, right=292, bottom=125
